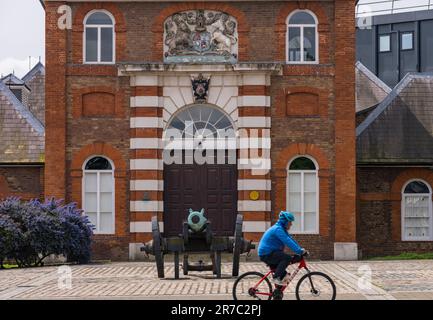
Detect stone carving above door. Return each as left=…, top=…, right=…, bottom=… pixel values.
left=164, top=10, right=238, bottom=63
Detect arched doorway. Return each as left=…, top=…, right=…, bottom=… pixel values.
left=163, top=104, right=238, bottom=236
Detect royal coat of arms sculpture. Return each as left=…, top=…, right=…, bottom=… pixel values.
left=164, top=10, right=238, bottom=63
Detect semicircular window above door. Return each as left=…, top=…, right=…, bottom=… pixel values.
left=166, top=104, right=235, bottom=138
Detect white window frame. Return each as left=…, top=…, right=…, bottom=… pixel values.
left=286, top=10, right=319, bottom=64
left=401, top=179, right=433, bottom=242
left=83, top=10, right=116, bottom=64
left=82, top=156, right=115, bottom=235
left=286, top=155, right=319, bottom=234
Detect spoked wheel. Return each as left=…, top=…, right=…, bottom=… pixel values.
left=232, top=272, right=273, bottom=300
left=295, top=271, right=336, bottom=300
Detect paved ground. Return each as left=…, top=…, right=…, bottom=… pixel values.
left=1, top=259, right=433, bottom=300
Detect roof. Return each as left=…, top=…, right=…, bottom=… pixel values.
left=22, top=62, right=45, bottom=83
left=356, top=72, right=433, bottom=164
left=0, top=81, right=45, bottom=163
left=355, top=61, right=391, bottom=113
left=1, top=73, right=30, bottom=91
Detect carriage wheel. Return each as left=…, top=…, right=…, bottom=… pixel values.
left=151, top=216, right=165, bottom=278
left=232, top=214, right=243, bottom=277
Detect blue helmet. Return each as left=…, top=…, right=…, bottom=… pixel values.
left=279, top=211, right=295, bottom=222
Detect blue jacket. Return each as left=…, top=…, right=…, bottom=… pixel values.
left=257, top=218, right=303, bottom=257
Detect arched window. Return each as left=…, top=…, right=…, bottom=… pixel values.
left=402, top=180, right=432, bottom=241
left=166, top=104, right=235, bottom=138
left=83, top=156, right=115, bottom=234
left=287, top=156, right=319, bottom=233
left=286, top=10, right=318, bottom=63
left=84, top=11, right=115, bottom=63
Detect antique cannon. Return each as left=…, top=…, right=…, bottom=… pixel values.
left=141, top=209, right=255, bottom=279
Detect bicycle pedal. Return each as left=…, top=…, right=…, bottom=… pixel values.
left=272, top=288, right=284, bottom=300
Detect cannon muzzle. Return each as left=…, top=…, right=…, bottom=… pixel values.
left=141, top=241, right=153, bottom=255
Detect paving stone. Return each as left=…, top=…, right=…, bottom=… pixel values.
left=1, top=260, right=432, bottom=300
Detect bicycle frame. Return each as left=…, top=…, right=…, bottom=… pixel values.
left=252, top=257, right=309, bottom=297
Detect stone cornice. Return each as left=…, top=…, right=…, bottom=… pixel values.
left=117, top=62, right=283, bottom=75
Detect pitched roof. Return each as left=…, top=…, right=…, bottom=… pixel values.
left=0, top=81, right=44, bottom=163
left=1, top=73, right=30, bottom=91
left=356, top=72, right=433, bottom=164
left=355, top=61, right=391, bottom=113
left=22, top=62, right=45, bottom=83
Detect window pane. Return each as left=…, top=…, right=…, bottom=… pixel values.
left=86, top=12, right=113, bottom=25
left=304, top=212, right=316, bottom=232
left=85, top=27, right=98, bottom=62
left=100, top=212, right=113, bottom=233
left=304, top=192, right=316, bottom=212
left=404, top=194, right=431, bottom=239
left=85, top=192, right=97, bottom=212
left=405, top=225, right=429, bottom=238
left=304, top=173, right=316, bottom=192
left=401, top=33, right=413, bottom=50
left=288, top=27, right=301, bottom=61
left=100, top=192, right=113, bottom=212
left=100, top=173, right=113, bottom=192
left=379, top=35, right=390, bottom=52
left=289, top=12, right=315, bottom=24
left=86, top=212, right=97, bottom=230
left=291, top=212, right=302, bottom=232
left=84, top=173, right=97, bottom=192
left=85, top=157, right=112, bottom=170
left=288, top=192, right=301, bottom=212
left=404, top=181, right=430, bottom=194
left=101, top=27, right=113, bottom=62
left=289, top=157, right=315, bottom=170
left=289, top=173, right=301, bottom=192
left=304, top=27, right=316, bottom=61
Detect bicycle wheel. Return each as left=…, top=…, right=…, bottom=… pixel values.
left=295, top=271, right=336, bottom=300
left=233, top=272, right=273, bottom=300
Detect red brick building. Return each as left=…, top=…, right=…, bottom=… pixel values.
left=43, top=0, right=357, bottom=261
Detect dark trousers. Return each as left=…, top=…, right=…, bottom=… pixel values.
left=259, top=251, right=301, bottom=280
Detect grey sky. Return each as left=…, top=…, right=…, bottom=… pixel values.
left=0, top=0, right=427, bottom=78
left=0, top=0, right=44, bottom=78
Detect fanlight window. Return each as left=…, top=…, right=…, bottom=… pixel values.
left=402, top=180, right=432, bottom=241
left=167, top=105, right=235, bottom=139
left=287, top=10, right=318, bottom=63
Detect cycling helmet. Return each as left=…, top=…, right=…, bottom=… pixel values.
left=279, top=211, right=295, bottom=222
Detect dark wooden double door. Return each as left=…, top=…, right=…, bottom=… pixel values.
left=163, top=162, right=238, bottom=236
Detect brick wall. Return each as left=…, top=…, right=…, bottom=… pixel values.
left=0, top=166, right=44, bottom=200
left=45, top=1, right=67, bottom=200
left=65, top=1, right=335, bottom=64
left=357, top=167, right=433, bottom=258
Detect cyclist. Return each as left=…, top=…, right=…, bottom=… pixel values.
left=257, top=211, right=308, bottom=286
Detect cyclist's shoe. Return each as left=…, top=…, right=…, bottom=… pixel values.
left=272, top=274, right=290, bottom=286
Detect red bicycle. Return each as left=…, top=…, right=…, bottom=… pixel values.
left=232, top=253, right=336, bottom=300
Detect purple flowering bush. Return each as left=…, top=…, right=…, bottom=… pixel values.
left=0, top=197, right=93, bottom=268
